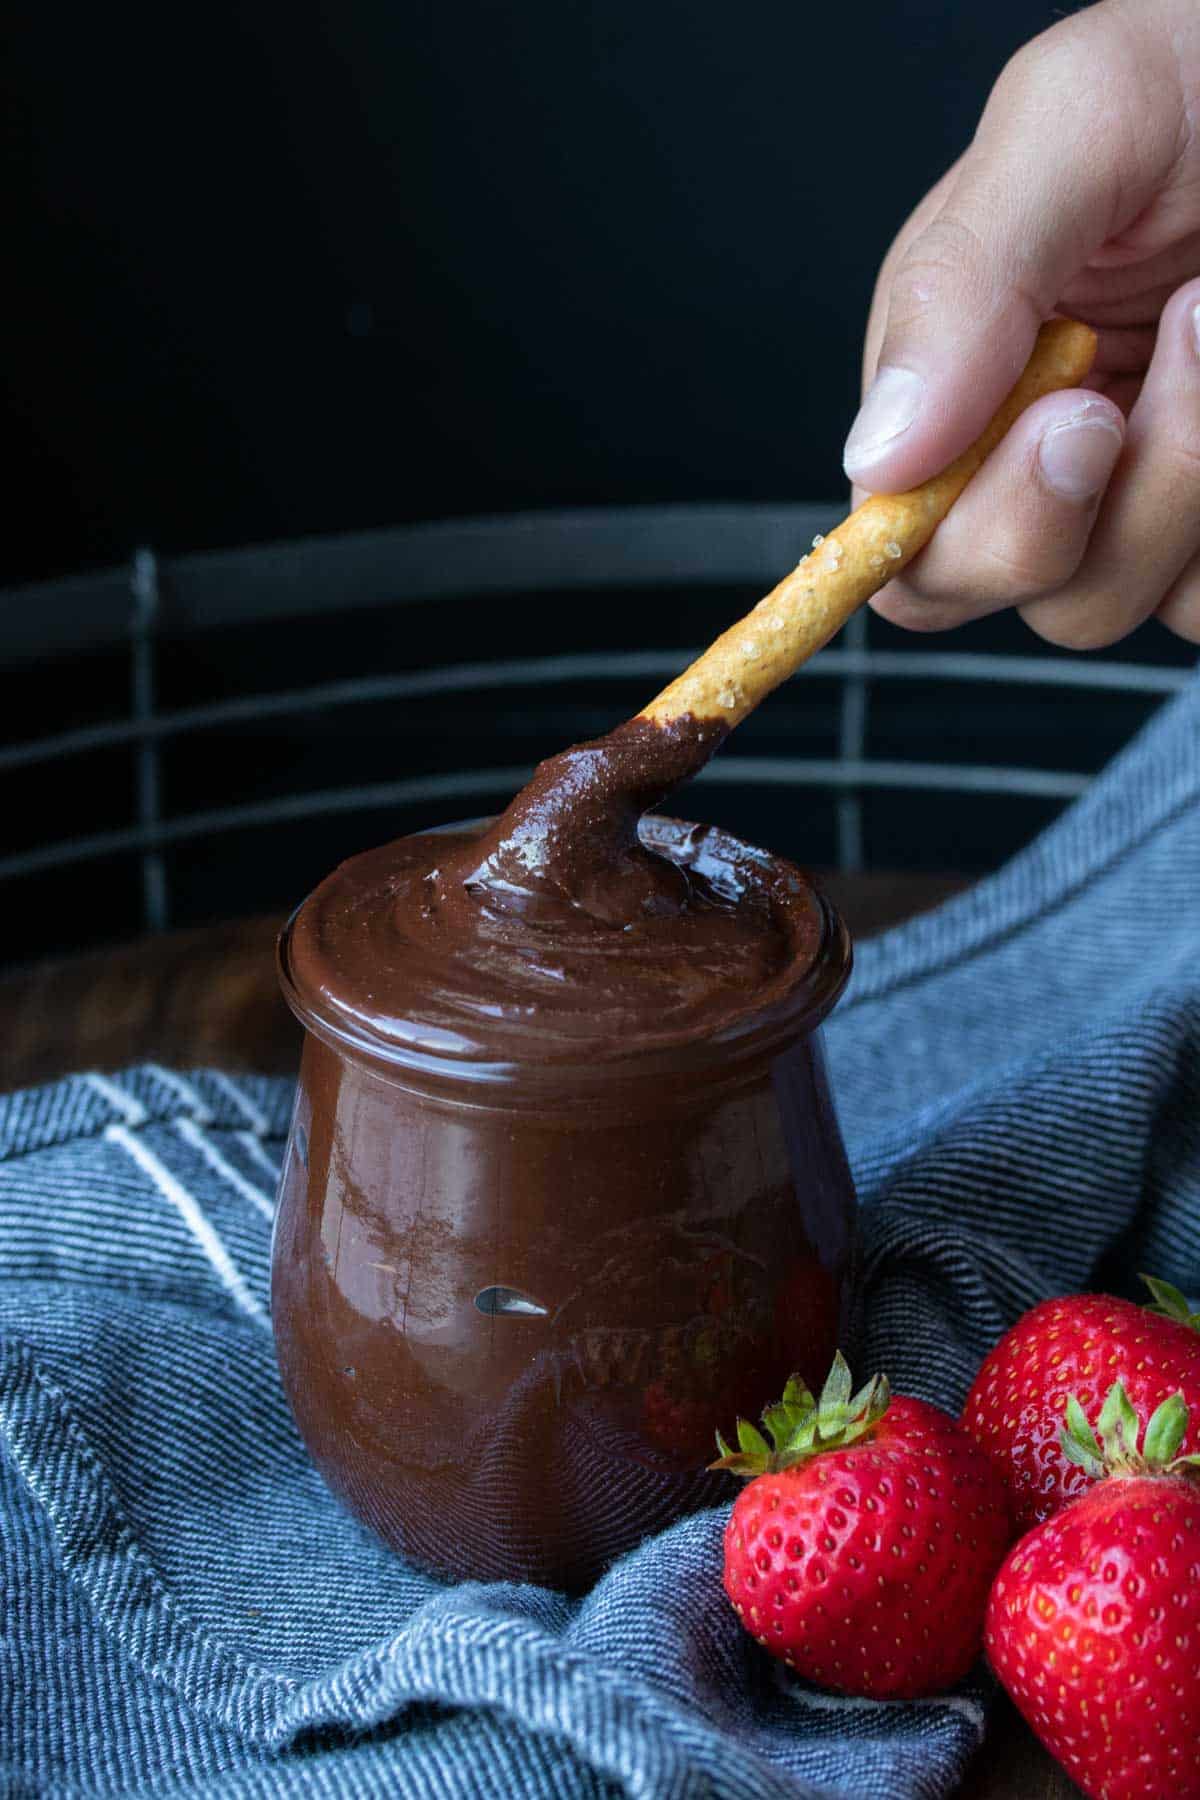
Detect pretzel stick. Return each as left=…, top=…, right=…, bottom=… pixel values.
left=639, top=318, right=1096, bottom=728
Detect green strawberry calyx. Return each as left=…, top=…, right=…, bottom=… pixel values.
left=1140, top=1273, right=1200, bottom=1331
left=709, top=1351, right=890, bottom=1478
left=1060, top=1381, right=1200, bottom=1482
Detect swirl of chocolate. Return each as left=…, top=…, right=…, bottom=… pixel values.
left=283, top=716, right=831, bottom=1069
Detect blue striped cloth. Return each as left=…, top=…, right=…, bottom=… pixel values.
left=2, top=672, right=1198, bottom=1799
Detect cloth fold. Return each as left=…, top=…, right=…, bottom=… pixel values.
left=2, top=673, right=1198, bottom=1798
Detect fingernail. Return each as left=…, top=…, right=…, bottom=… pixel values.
left=843, top=367, right=926, bottom=478
left=1191, top=301, right=1200, bottom=358
left=1037, top=409, right=1123, bottom=500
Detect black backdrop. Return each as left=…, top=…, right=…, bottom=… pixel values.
left=6, top=0, right=1061, bottom=584
left=10, top=1, right=1191, bottom=968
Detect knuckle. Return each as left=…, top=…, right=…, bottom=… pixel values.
left=997, top=30, right=1070, bottom=98
left=992, top=16, right=1094, bottom=109
left=886, top=209, right=1044, bottom=343
left=889, top=216, right=990, bottom=325
left=871, top=166, right=967, bottom=316
left=869, top=585, right=970, bottom=635
left=917, top=531, right=1079, bottom=608
left=1019, top=592, right=1133, bottom=652
left=1161, top=610, right=1200, bottom=646
left=1157, top=582, right=1200, bottom=646
left=969, top=538, right=1069, bottom=603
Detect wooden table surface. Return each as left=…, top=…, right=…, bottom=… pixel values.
left=0, top=870, right=1079, bottom=1799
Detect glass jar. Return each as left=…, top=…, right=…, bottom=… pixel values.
left=271, top=818, right=858, bottom=1591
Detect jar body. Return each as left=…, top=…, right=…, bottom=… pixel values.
left=271, top=1021, right=858, bottom=1590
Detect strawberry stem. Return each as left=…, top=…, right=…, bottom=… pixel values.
left=1140, top=1274, right=1200, bottom=1331
left=1060, top=1381, right=1200, bottom=1482
left=711, top=1352, right=891, bottom=1478
left=1144, top=1393, right=1189, bottom=1464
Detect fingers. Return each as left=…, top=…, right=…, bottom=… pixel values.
left=868, top=391, right=1125, bottom=632
left=866, top=277, right=1200, bottom=649
left=1157, top=554, right=1200, bottom=644
left=844, top=8, right=1187, bottom=495
left=1020, top=276, right=1200, bottom=648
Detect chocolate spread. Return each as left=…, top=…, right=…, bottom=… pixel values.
left=283, top=714, right=828, bottom=1061
left=272, top=713, right=857, bottom=1588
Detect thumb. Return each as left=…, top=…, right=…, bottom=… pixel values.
left=842, top=15, right=1179, bottom=493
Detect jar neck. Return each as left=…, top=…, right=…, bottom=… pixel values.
left=278, top=893, right=851, bottom=1117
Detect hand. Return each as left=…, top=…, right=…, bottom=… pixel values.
left=845, top=0, right=1200, bottom=648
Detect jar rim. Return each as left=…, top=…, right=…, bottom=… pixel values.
left=277, top=814, right=852, bottom=1096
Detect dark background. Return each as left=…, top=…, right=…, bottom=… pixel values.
left=3, top=0, right=1193, bottom=966
left=7, top=0, right=1063, bottom=579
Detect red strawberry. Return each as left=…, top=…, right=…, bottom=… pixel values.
left=986, top=1382, right=1200, bottom=1800
left=963, top=1276, right=1200, bottom=1531
left=715, top=1354, right=1012, bottom=1698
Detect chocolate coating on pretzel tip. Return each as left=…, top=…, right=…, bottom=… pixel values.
left=285, top=712, right=829, bottom=1065
left=449, top=713, right=730, bottom=925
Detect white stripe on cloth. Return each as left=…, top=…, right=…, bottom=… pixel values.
left=84, top=1072, right=148, bottom=1128
left=207, top=1070, right=270, bottom=1135
left=173, top=1117, right=275, bottom=1221
left=144, top=1064, right=214, bottom=1122
left=237, top=1129, right=282, bottom=1182
left=105, top=1123, right=270, bottom=1330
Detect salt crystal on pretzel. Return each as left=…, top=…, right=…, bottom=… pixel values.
left=639, top=318, right=1096, bottom=730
